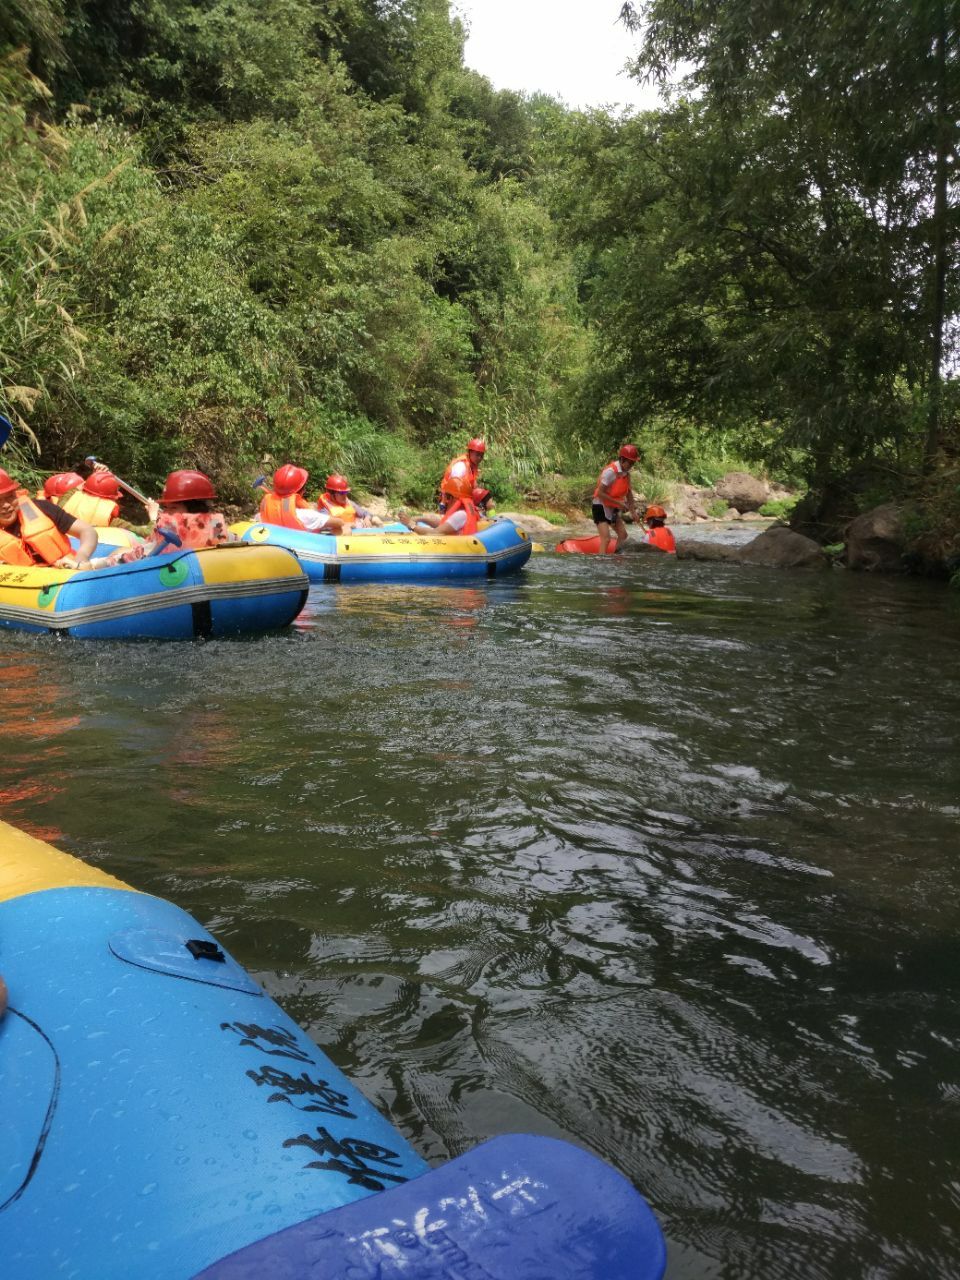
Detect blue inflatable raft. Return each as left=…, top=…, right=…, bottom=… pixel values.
left=0, top=544, right=308, bottom=639
left=0, top=821, right=667, bottom=1279
left=230, top=518, right=533, bottom=583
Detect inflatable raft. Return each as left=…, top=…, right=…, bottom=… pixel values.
left=231, top=518, right=532, bottom=582
left=0, top=544, right=308, bottom=639
left=0, top=821, right=668, bottom=1279
left=555, top=535, right=620, bottom=554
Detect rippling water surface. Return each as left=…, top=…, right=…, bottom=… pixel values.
left=4, top=552, right=960, bottom=1278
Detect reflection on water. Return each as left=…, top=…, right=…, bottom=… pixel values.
left=2, top=554, right=960, bottom=1279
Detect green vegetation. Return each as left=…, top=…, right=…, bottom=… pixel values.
left=0, top=2, right=957, bottom=565
left=759, top=497, right=799, bottom=520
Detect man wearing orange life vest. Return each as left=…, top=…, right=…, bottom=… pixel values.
left=643, top=505, right=676, bottom=554
left=258, top=465, right=345, bottom=534
left=593, top=444, right=641, bottom=555
left=0, top=467, right=98, bottom=569
left=432, top=437, right=486, bottom=534
left=58, top=469, right=123, bottom=526
left=317, top=474, right=381, bottom=528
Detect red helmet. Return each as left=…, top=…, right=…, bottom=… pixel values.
left=43, top=471, right=84, bottom=498
left=273, top=464, right=309, bottom=496
left=466, top=438, right=487, bottom=455
left=619, top=444, right=640, bottom=463
left=83, top=470, right=122, bottom=500
left=0, top=467, right=18, bottom=496
left=472, top=486, right=491, bottom=504
left=645, top=504, right=667, bottom=520
left=159, top=469, right=217, bottom=505
left=324, top=473, right=350, bottom=494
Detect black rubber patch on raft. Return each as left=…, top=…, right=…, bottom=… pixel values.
left=486, top=561, right=496, bottom=578
left=192, top=600, right=213, bottom=638
left=323, top=563, right=341, bottom=582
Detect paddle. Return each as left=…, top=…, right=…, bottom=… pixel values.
left=147, top=525, right=183, bottom=556
left=84, top=455, right=154, bottom=509
left=0, top=414, right=12, bottom=449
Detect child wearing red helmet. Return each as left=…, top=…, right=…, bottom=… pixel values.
left=88, top=470, right=236, bottom=567
left=642, top=505, right=676, bottom=554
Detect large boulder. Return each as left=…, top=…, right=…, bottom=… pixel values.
left=715, top=471, right=770, bottom=513
left=738, top=525, right=827, bottom=569
left=675, top=539, right=742, bottom=562
left=843, top=504, right=905, bottom=572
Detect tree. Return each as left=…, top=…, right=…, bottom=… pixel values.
left=619, top=1, right=960, bottom=474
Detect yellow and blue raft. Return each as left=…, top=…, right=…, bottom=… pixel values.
left=0, top=821, right=667, bottom=1280
left=231, top=518, right=532, bottom=583
left=0, top=544, right=308, bottom=639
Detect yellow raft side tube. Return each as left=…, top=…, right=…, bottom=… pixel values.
left=0, top=819, right=135, bottom=905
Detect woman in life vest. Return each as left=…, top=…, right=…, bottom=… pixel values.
left=36, top=472, right=84, bottom=502
left=643, top=505, right=676, bottom=554
left=0, top=467, right=98, bottom=569
left=317, top=474, right=381, bottom=528
left=593, top=444, right=641, bottom=555
left=258, top=465, right=345, bottom=535
left=58, top=469, right=123, bottom=526
left=88, top=470, right=237, bottom=567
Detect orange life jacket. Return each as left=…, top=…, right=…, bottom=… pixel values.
left=593, top=461, right=632, bottom=510
left=318, top=494, right=358, bottom=523
left=644, top=525, right=676, bottom=554
left=59, top=488, right=120, bottom=526
left=443, top=497, right=480, bottom=537
left=259, top=492, right=312, bottom=529
left=440, top=454, right=477, bottom=503
left=0, top=494, right=73, bottom=566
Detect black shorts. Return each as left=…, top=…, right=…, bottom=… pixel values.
left=592, top=502, right=622, bottom=526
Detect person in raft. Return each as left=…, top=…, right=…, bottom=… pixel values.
left=643, top=504, right=676, bottom=554
left=403, top=486, right=495, bottom=533
left=593, top=443, right=641, bottom=554
left=439, top=437, right=486, bottom=510
left=88, top=470, right=236, bottom=567
left=36, top=471, right=84, bottom=503
left=0, top=467, right=98, bottom=569
left=259, top=465, right=346, bottom=535
left=317, top=473, right=382, bottom=528
left=58, top=468, right=124, bottom=527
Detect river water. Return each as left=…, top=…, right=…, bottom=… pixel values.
left=3, top=550, right=959, bottom=1278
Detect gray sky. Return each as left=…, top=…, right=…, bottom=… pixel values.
left=455, top=0, right=663, bottom=112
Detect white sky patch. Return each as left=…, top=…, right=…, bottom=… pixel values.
left=455, top=0, right=663, bottom=112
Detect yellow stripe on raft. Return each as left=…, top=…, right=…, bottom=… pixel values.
left=0, top=819, right=135, bottom=904
left=198, top=543, right=308, bottom=583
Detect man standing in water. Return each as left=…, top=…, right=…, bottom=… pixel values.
left=593, top=444, right=641, bottom=554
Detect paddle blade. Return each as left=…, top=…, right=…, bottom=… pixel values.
left=0, top=414, right=12, bottom=448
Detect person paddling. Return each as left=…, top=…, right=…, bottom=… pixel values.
left=0, top=467, right=97, bottom=569
left=593, top=444, right=641, bottom=555
left=435, top=437, right=486, bottom=532
left=643, top=505, right=676, bottom=554
left=88, top=470, right=236, bottom=566
left=58, top=469, right=124, bottom=526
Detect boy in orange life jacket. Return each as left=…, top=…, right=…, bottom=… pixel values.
left=0, top=467, right=98, bottom=569
left=593, top=444, right=641, bottom=555
left=643, top=505, right=676, bottom=554
left=317, top=474, right=382, bottom=528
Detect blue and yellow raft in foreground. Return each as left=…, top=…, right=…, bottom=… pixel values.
left=0, top=543, right=308, bottom=639
left=0, top=821, right=667, bottom=1279
left=231, top=517, right=532, bottom=583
